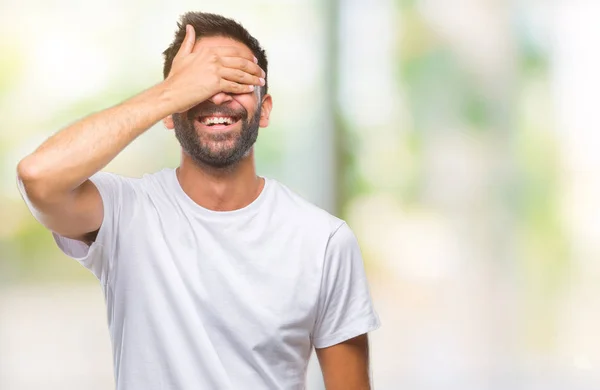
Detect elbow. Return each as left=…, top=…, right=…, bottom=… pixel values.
left=16, top=157, right=53, bottom=202
left=17, top=156, right=41, bottom=184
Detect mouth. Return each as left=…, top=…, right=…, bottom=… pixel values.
left=195, top=114, right=242, bottom=132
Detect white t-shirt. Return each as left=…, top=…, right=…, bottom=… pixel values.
left=21, top=168, right=380, bottom=390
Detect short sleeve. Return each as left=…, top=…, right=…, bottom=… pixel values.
left=311, top=222, right=381, bottom=349
left=17, top=171, right=131, bottom=284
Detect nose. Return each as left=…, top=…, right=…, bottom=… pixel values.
left=207, top=92, right=233, bottom=106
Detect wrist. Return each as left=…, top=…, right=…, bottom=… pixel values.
left=150, top=80, right=181, bottom=118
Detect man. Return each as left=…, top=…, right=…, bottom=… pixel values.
left=16, top=12, right=380, bottom=390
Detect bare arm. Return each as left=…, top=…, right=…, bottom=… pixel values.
left=18, top=84, right=175, bottom=201
left=16, top=24, right=265, bottom=242
left=17, top=85, right=176, bottom=241
left=316, top=334, right=372, bottom=390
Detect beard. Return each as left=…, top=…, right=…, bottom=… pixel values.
left=172, top=102, right=261, bottom=169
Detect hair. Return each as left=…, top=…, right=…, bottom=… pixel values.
left=162, top=12, right=268, bottom=95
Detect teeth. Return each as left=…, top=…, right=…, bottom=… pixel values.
left=201, top=116, right=235, bottom=125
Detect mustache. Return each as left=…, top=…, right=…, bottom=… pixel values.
left=188, top=103, right=248, bottom=120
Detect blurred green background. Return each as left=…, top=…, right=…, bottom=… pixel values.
left=2, top=0, right=600, bottom=389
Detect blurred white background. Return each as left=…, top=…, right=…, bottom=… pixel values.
left=2, top=0, right=600, bottom=389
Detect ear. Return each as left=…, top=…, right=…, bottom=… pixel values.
left=163, top=115, right=175, bottom=130
left=259, top=94, right=273, bottom=128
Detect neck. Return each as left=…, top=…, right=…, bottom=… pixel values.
left=176, top=148, right=265, bottom=212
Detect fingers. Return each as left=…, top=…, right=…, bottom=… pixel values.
left=219, top=79, right=256, bottom=95
left=175, top=25, right=196, bottom=59
left=216, top=51, right=266, bottom=94
left=220, top=57, right=266, bottom=78
left=212, top=46, right=257, bottom=65
left=219, top=67, right=265, bottom=89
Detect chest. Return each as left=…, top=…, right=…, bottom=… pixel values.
left=111, top=204, right=326, bottom=351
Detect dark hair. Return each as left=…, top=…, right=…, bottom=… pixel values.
left=162, top=12, right=268, bottom=95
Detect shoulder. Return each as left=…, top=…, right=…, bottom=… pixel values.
left=96, top=168, right=172, bottom=187
left=267, top=178, right=346, bottom=238
left=89, top=168, right=173, bottom=201
left=138, top=168, right=174, bottom=191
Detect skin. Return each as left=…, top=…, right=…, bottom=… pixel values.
left=17, top=24, right=372, bottom=389
left=163, top=33, right=272, bottom=212
left=316, top=334, right=372, bottom=390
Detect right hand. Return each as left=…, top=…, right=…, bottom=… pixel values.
left=164, top=24, right=266, bottom=114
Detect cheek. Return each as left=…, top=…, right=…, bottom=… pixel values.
left=232, top=95, right=258, bottom=115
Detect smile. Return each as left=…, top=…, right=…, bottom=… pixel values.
left=196, top=115, right=241, bottom=131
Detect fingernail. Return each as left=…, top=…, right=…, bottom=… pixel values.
left=249, top=85, right=255, bottom=91
left=262, top=70, right=266, bottom=78
left=253, top=56, right=258, bottom=64
left=259, top=78, right=265, bottom=86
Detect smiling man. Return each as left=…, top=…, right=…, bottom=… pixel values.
left=16, top=12, right=380, bottom=390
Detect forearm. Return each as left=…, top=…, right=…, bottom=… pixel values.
left=17, top=82, right=176, bottom=199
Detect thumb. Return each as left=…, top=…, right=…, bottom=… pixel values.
left=175, top=25, right=195, bottom=58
